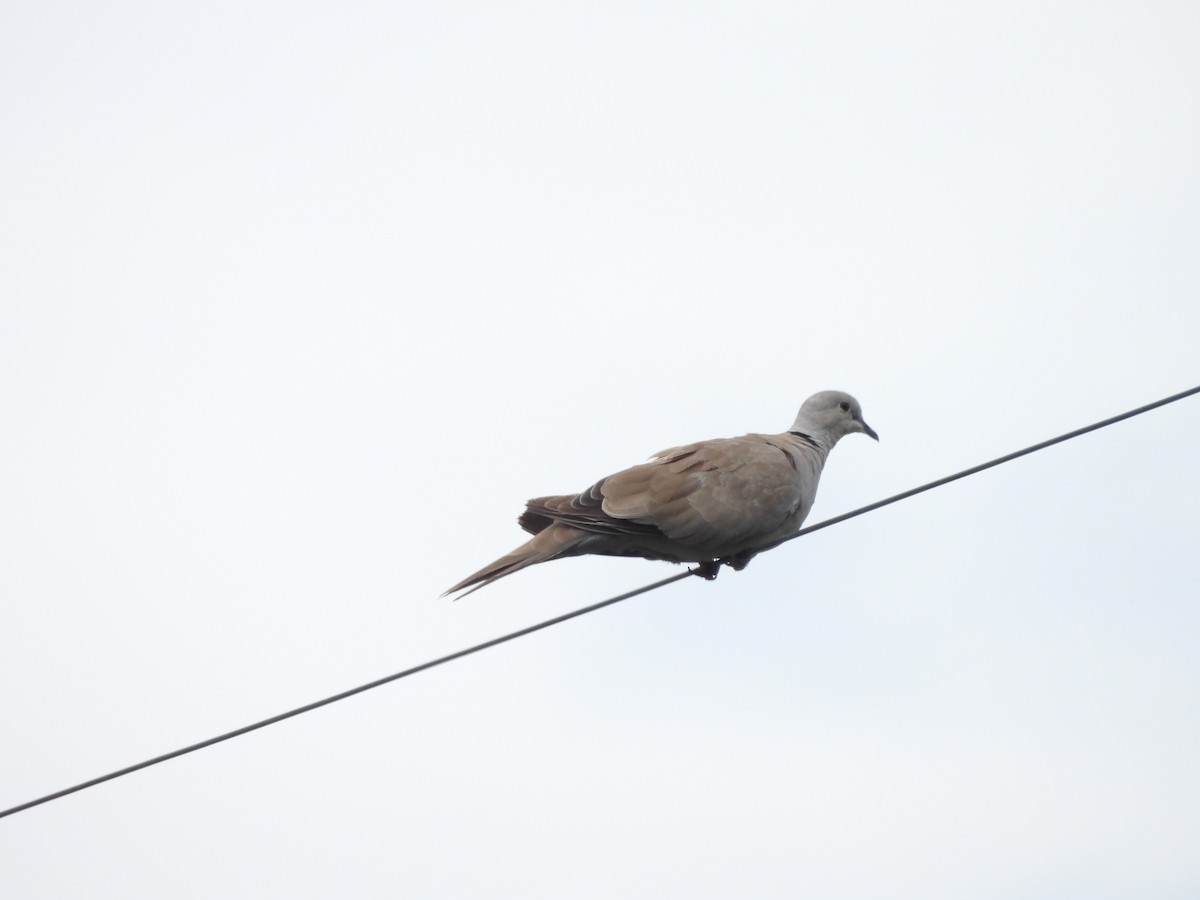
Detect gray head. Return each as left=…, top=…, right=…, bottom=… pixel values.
left=790, top=390, right=879, bottom=446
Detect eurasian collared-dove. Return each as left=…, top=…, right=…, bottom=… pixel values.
left=445, top=391, right=877, bottom=596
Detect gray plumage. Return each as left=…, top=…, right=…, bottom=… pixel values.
left=445, top=390, right=877, bottom=596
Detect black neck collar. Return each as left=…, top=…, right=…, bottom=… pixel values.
left=788, top=431, right=822, bottom=449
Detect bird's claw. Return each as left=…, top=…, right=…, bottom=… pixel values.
left=692, top=552, right=758, bottom=581
left=722, top=551, right=756, bottom=572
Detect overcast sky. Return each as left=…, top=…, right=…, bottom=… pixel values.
left=2, top=2, right=1199, bottom=898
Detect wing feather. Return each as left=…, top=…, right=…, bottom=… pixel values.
left=519, top=435, right=814, bottom=552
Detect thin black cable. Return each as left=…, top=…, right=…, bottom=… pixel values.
left=786, top=384, right=1200, bottom=542
left=0, top=571, right=693, bottom=821
left=2, top=384, right=1197, bottom=821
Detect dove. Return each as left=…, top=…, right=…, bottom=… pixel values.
left=445, top=390, right=877, bottom=596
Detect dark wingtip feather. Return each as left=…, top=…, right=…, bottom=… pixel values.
left=518, top=508, right=554, bottom=535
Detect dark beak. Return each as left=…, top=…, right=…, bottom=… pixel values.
left=861, top=420, right=879, bottom=441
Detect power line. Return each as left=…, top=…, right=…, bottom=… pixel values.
left=0, top=571, right=692, bottom=822
left=2, top=384, right=1197, bottom=821
left=785, top=384, right=1200, bottom=543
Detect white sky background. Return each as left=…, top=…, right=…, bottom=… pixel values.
left=2, top=1, right=1198, bottom=897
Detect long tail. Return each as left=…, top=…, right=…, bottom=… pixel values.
left=442, top=525, right=585, bottom=598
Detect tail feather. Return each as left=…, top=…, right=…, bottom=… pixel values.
left=442, top=525, right=584, bottom=598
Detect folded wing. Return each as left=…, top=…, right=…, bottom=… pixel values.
left=519, top=435, right=810, bottom=555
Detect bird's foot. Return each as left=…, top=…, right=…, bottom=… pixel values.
left=719, top=551, right=757, bottom=572
left=693, top=560, right=722, bottom=581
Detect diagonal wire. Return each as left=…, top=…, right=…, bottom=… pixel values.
left=1, top=384, right=1197, bottom=821
left=785, top=384, right=1200, bottom=543
left=0, top=571, right=692, bottom=821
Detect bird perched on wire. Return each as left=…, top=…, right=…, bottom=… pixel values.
left=445, top=390, right=878, bottom=597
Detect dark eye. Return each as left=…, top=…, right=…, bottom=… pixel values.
left=838, top=401, right=850, bottom=412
